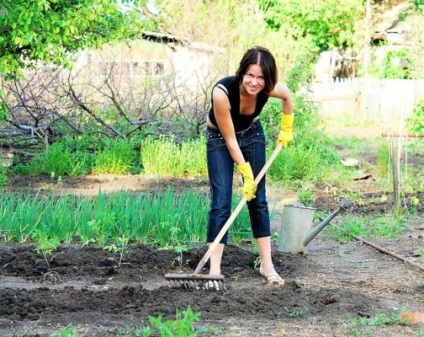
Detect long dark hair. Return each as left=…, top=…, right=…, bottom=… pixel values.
left=235, top=46, right=278, bottom=95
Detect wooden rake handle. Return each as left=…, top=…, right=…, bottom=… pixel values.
left=193, top=143, right=283, bottom=275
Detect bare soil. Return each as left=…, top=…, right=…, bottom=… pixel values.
left=1, top=145, right=423, bottom=336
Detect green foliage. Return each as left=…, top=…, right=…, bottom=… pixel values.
left=0, top=0, right=157, bottom=76
left=118, top=306, right=211, bottom=337
left=258, top=0, right=364, bottom=51
left=0, top=166, right=7, bottom=186
left=376, top=142, right=390, bottom=178
left=25, top=142, right=91, bottom=177
left=0, top=89, right=7, bottom=122
left=325, top=214, right=407, bottom=243
left=381, top=50, right=413, bottom=79
left=52, top=326, right=80, bottom=337
left=406, top=100, right=424, bottom=133
left=148, top=306, right=200, bottom=337
left=264, top=94, right=340, bottom=184
left=140, top=136, right=207, bottom=177
left=92, top=138, right=136, bottom=175
left=346, top=312, right=405, bottom=327
left=0, top=188, right=251, bottom=247
left=285, top=52, right=316, bottom=93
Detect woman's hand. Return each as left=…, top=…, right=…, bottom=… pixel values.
left=236, top=162, right=257, bottom=201
left=277, top=114, right=294, bottom=147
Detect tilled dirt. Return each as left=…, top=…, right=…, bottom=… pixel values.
left=0, top=174, right=423, bottom=337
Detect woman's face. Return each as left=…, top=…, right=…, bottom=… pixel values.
left=241, top=64, right=265, bottom=95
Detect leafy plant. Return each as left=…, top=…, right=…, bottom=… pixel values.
left=0, top=0, right=157, bottom=76
left=376, top=142, right=390, bottom=179
left=33, top=231, right=60, bottom=270
left=52, top=326, right=80, bottom=337
left=406, top=100, right=424, bottom=134
left=381, top=49, right=412, bottom=79
left=346, top=312, right=405, bottom=326
left=297, top=184, right=314, bottom=207
left=92, top=139, right=136, bottom=175
left=140, top=136, right=207, bottom=177
left=148, top=306, right=201, bottom=337
left=104, top=235, right=129, bottom=268
left=325, top=214, right=406, bottom=243
left=118, top=306, right=218, bottom=337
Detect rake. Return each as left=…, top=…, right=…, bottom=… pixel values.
left=165, top=143, right=283, bottom=290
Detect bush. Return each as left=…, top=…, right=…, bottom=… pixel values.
left=92, top=138, right=136, bottom=175
left=140, top=136, right=207, bottom=177
left=406, top=100, right=424, bottom=133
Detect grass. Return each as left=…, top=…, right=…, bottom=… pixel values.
left=324, top=214, right=408, bottom=243
left=343, top=310, right=424, bottom=337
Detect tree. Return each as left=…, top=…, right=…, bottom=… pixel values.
left=258, top=0, right=364, bottom=51
left=0, top=0, right=158, bottom=121
left=0, top=0, right=157, bottom=75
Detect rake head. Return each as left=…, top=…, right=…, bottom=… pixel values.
left=164, top=273, right=227, bottom=291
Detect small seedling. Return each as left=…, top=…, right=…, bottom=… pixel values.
left=104, top=235, right=129, bottom=268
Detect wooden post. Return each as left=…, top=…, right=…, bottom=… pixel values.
left=382, top=133, right=424, bottom=214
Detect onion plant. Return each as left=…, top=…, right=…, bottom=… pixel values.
left=0, top=188, right=252, bottom=250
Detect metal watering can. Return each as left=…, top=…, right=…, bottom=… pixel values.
left=278, top=198, right=352, bottom=254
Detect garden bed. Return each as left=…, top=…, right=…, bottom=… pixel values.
left=0, top=173, right=423, bottom=337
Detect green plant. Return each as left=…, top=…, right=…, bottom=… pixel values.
left=148, top=306, right=201, bottom=337
left=288, top=307, right=309, bottom=318
left=52, top=326, right=80, bottom=337
left=406, top=100, right=424, bottom=134
left=104, top=235, right=129, bottom=268
left=381, top=49, right=412, bottom=79
left=0, top=166, right=7, bottom=186
left=118, top=307, right=219, bottom=337
left=376, top=142, right=390, bottom=179
left=140, top=136, right=207, bottom=177
left=347, top=312, right=404, bottom=326
left=297, top=184, right=314, bottom=206
left=92, top=139, right=136, bottom=175
left=33, top=227, right=60, bottom=270
left=325, top=214, right=406, bottom=243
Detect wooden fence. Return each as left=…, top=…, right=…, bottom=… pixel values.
left=311, top=79, right=424, bottom=130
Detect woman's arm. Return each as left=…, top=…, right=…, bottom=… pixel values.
left=212, top=87, right=246, bottom=165
left=270, top=83, right=294, bottom=147
left=269, top=82, right=293, bottom=115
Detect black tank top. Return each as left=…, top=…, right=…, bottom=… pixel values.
left=208, top=76, right=269, bottom=132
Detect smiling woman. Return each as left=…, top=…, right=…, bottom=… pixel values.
left=204, top=46, right=294, bottom=287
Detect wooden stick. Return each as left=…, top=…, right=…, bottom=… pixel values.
left=351, top=234, right=424, bottom=272
left=333, top=224, right=424, bottom=272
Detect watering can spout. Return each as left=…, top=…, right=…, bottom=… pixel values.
left=278, top=198, right=352, bottom=253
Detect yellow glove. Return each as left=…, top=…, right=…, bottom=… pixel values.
left=277, top=114, right=294, bottom=147
left=236, top=162, right=256, bottom=201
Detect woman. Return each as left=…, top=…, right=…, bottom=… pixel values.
left=206, top=46, right=294, bottom=287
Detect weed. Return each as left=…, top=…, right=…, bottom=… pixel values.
left=346, top=312, right=404, bottom=327
left=276, top=306, right=309, bottom=318
left=288, top=307, right=309, bottom=317
left=148, top=305, right=201, bottom=337
left=297, top=184, right=314, bottom=207
left=33, top=231, right=60, bottom=270
left=92, top=139, right=135, bottom=174
left=52, top=325, right=80, bottom=337
left=104, top=235, right=129, bottom=268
